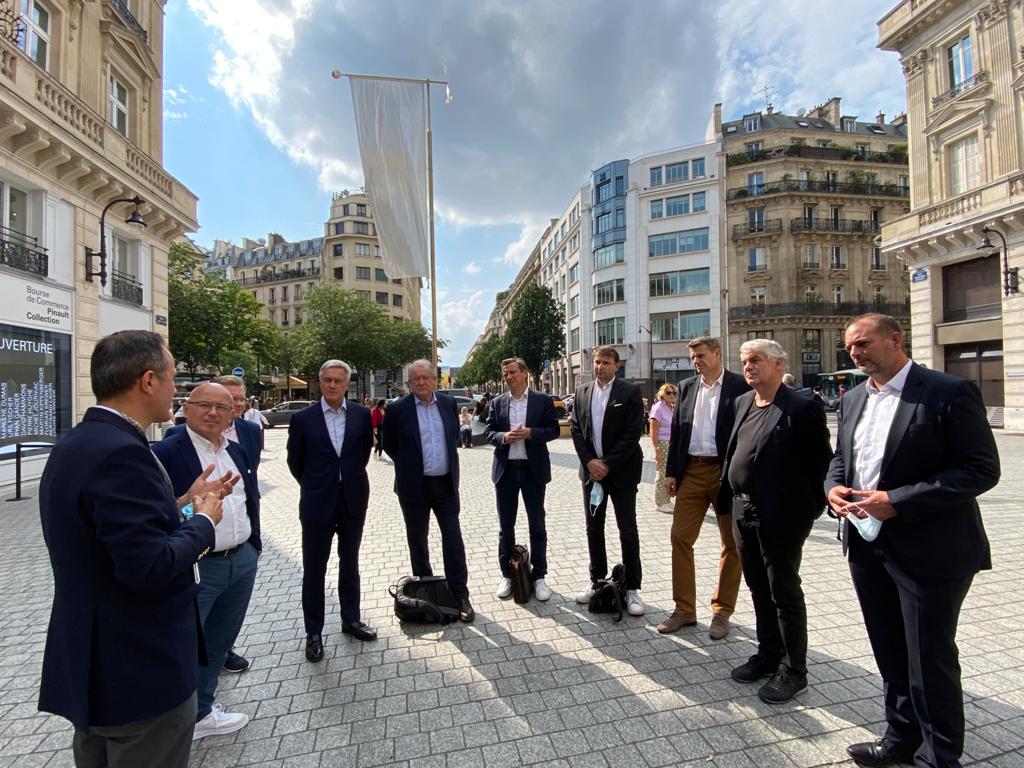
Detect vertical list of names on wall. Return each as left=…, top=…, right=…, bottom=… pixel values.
left=0, top=368, right=57, bottom=439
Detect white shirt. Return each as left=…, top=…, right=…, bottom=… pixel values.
left=590, top=379, right=613, bottom=458
left=687, top=371, right=723, bottom=457
left=185, top=426, right=250, bottom=551
left=322, top=397, right=347, bottom=480
left=243, top=407, right=268, bottom=428
left=508, top=389, right=529, bottom=461
left=223, top=421, right=238, bottom=444
left=852, top=359, right=913, bottom=491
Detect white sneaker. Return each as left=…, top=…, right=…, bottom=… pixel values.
left=625, top=590, right=645, bottom=616
left=495, top=577, right=513, bottom=599
left=533, top=579, right=552, bottom=602
left=657, top=502, right=675, bottom=513
left=575, top=587, right=595, bottom=604
left=193, top=704, right=249, bottom=740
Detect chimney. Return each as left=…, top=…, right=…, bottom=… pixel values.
left=766, top=103, right=774, bottom=115
left=891, top=112, right=907, bottom=127
left=876, top=111, right=886, bottom=124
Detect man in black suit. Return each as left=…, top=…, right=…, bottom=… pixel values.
left=39, top=330, right=224, bottom=767
left=570, top=345, right=646, bottom=616
left=722, top=338, right=832, bottom=704
left=661, top=336, right=750, bottom=639
left=827, top=314, right=999, bottom=768
left=287, top=360, right=376, bottom=661
left=382, top=359, right=474, bottom=622
left=484, top=357, right=560, bottom=602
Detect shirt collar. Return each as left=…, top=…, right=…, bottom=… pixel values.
left=701, top=370, right=724, bottom=390
left=595, top=378, right=613, bottom=391
left=510, top=388, right=529, bottom=402
left=867, top=359, right=913, bottom=396
left=186, top=424, right=226, bottom=452
left=415, top=392, right=439, bottom=407
left=321, top=396, right=348, bottom=414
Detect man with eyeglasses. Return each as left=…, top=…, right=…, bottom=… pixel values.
left=152, top=382, right=261, bottom=740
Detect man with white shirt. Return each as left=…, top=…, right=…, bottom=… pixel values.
left=152, top=382, right=260, bottom=741
left=827, top=315, right=999, bottom=768
left=662, top=337, right=750, bottom=639
left=570, top=346, right=646, bottom=616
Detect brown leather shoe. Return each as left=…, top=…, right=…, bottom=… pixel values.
left=709, top=613, right=730, bottom=640
left=656, top=612, right=697, bottom=634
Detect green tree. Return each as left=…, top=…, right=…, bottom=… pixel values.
left=457, top=332, right=507, bottom=388
left=502, top=283, right=565, bottom=388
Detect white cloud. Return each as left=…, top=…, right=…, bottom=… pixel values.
left=164, top=109, right=189, bottom=120
left=462, top=261, right=481, bottom=275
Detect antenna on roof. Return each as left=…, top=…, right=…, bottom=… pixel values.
left=796, top=108, right=807, bottom=117
left=759, top=83, right=776, bottom=110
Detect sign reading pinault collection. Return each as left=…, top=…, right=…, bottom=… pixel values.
left=0, top=272, right=73, bottom=333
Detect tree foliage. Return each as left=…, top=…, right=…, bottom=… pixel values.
left=456, top=332, right=508, bottom=388
left=502, top=283, right=565, bottom=388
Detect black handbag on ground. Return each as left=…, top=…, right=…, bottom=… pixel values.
left=509, top=544, right=532, bottom=604
left=587, top=563, right=626, bottom=621
left=389, top=575, right=462, bottom=624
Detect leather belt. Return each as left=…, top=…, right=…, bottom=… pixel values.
left=688, top=454, right=721, bottom=465
left=212, top=544, right=243, bottom=557
left=508, top=459, right=529, bottom=466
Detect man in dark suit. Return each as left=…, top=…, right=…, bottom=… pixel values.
left=287, top=360, right=376, bottom=660
left=484, top=357, right=561, bottom=602
left=827, top=314, right=999, bottom=768
left=39, top=330, right=224, bottom=767
left=722, top=338, right=832, bottom=704
left=570, top=345, right=646, bottom=616
left=661, top=336, right=750, bottom=639
left=153, top=381, right=261, bottom=740
left=382, top=359, right=474, bottom=622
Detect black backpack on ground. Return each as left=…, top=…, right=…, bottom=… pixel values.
left=587, top=563, right=626, bottom=621
left=509, top=545, right=532, bottom=604
left=390, top=575, right=462, bottom=624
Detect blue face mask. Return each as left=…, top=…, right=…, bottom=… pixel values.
left=589, top=481, right=605, bottom=509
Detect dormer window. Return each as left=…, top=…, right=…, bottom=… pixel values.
left=841, top=117, right=856, bottom=132
left=745, top=115, right=761, bottom=132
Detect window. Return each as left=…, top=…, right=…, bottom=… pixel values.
left=817, top=140, right=832, bottom=148
left=596, top=180, right=613, bottom=203
left=691, top=158, right=705, bottom=178
left=750, top=286, right=767, bottom=306
left=267, top=309, right=275, bottom=322
left=831, top=245, right=845, bottom=268
left=268, top=287, right=276, bottom=304
left=615, top=208, right=625, bottom=229
left=569, top=262, right=579, bottom=285
left=392, top=294, right=403, bottom=307
left=333, top=267, right=343, bottom=279
left=803, top=244, right=819, bottom=268
left=294, top=285, right=302, bottom=301
left=872, top=286, right=886, bottom=305
left=899, top=174, right=909, bottom=192
left=805, top=285, right=821, bottom=304
left=871, top=247, right=886, bottom=270
left=949, top=135, right=980, bottom=195
left=747, top=172, right=765, bottom=196
left=570, top=327, right=580, bottom=352
left=109, top=76, right=129, bottom=137
left=19, top=0, right=50, bottom=69
left=356, top=243, right=371, bottom=256
left=111, top=233, right=132, bottom=278
left=666, top=195, right=689, bottom=217
left=594, top=278, right=625, bottom=306
left=595, top=317, right=625, bottom=346
left=745, top=142, right=762, bottom=156
left=615, top=176, right=625, bottom=196
left=825, top=170, right=839, bottom=191
left=691, top=191, right=706, bottom=213
left=342, top=204, right=349, bottom=216
left=354, top=222, right=369, bottom=234
left=948, top=34, right=974, bottom=89
left=571, top=233, right=579, bottom=251
left=833, top=285, right=845, bottom=304
left=748, top=247, right=767, bottom=272
left=830, top=206, right=842, bottom=227
left=802, top=329, right=821, bottom=352
left=357, top=203, right=367, bottom=216
left=357, top=290, right=370, bottom=300
left=332, top=243, right=343, bottom=256
left=376, top=291, right=388, bottom=305
left=3, top=181, right=29, bottom=236
left=748, top=207, right=765, bottom=231
left=666, top=162, right=688, bottom=183
left=595, top=212, right=612, bottom=234
left=648, top=227, right=709, bottom=257
left=594, top=242, right=624, bottom=269
left=356, top=266, right=371, bottom=280
left=375, top=268, right=387, bottom=281
left=650, top=200, right=663, bottom=220
left=569, top=294, right=579, bottom=317
left=745, top=115, right=761, bottom=132
left=799, top=170, right=811, bottom=190
left=334, top=222, right=344, bottom=235
left=281, top=309, right=289, bottom=326
left=747, top=330, right=774, bottom=340
left=281, top=286, right=288, bottom=302
left=856, top=144, right=869, bottom=157
left=650, top=310, right=711, bottom=342
left=650, top=167, right=663, bottom=187
left=841, top=117, right=856, bottom=132
left=649, top=268, right=710, bottom=297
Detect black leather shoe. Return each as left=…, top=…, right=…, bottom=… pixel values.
left=222, top=649, right=250, bottom=673
left=757, top=669, right=807, bottom=704
left=846, top=739, right=917, bottom=767
left=730, top=655, right=779, bottom=683
left=305, top=633, right=324, bottom=662
left=458, top=598, right=475, bottom=623
left=342, top=621, right=378, bottom=641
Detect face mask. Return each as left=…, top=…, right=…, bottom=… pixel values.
left=846, top=507, right=883, bottom=542
left=589, top=481, right=605, bottom=509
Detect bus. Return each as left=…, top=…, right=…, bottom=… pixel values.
left=817, top=369, right=868, bottom=410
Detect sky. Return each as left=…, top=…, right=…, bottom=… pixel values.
left=162, top=0, right=908, bottom=366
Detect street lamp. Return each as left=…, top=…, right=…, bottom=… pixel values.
left=638, top=324, right=655, bottom=398
left=976, top=226, right=1020, bottom=297
left=84, top=195, right=147, bottom=287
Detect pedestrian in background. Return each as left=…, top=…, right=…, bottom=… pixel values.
left=648, top=383, right=676, bottom=513
left=371, top=399, right=387, bottom=459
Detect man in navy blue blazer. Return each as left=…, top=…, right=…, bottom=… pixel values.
left=39, top=330, right=224, bottom=767
left=153, top=381, right=261, bottom=741
left=382, top=360, right=474, bottom=622
left=484, top=357, right=560, bottom=602
left=287, top=360, right=375, bottom=660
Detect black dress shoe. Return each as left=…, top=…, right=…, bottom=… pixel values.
left=305, top=633, right=324, bottom=662
left=458, top=598, right=475, bottom=623
left=730, top=655, right=780, bottom=683
left=757, top=669, right=807, bottom=704
left=846, top=739, right=917, bottom=767
left=342, top=620, right=378, bottom=641
left=222, top=649, right=250, bottom=673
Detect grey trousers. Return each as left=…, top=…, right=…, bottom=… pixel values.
left=72, top=692, right=196, bottom=768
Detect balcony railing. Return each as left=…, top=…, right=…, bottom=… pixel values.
left=943, top=302, right=1001, bottom=323
left=830, top=259, right=848, bottom=270
left=747, top=263, right=769, bottom=273
left=732, top=219, right=783, bottom=239
left=234, top=267, right=320, bottom=286
left=729, top=301, right=910, bottom=321
left=109, top=0, right=148, bottom=42
left=727, top=144, right=908, bottom=167
left=111, top=270, right=143, bottom=306
left=790, top=218, right=880, bottom=234
left=728, top=178, right=910, bottom=200
left=0, top=225, right=48, bottom=277
left=932, top=71, right=987, bottom=109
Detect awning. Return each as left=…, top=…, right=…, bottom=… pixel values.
left=274, top=375, right=309, bottom=389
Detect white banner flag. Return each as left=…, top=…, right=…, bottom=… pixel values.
left=349, top=78, right=429, bottom=279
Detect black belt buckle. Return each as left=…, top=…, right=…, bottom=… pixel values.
left=509, top=459, right=529, bottom=466
left=216, top=545, right=240, bottom=557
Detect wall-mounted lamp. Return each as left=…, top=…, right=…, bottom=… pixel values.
left=84, top=195, right=147, bottom=287
left=976, top=226, right=1019, bottom=297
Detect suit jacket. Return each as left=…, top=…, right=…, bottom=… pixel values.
left=38, top=408, right=216, bottom=730
left=826, top=363, right=999, bottom=578
left=569, top=377, right=645, bottom=489
left=152, top=428, right=262, bottom=552
left=381, top=392, right=460, bottom=501
left=722, top=385, right=832, bottom=538
left=166, top=417, right=261, bottom=474
left=484, top=389, right=560, bottom=485
left=666, top=370, right=750, bottom=513
left=286, top=400, right=372, bottom=523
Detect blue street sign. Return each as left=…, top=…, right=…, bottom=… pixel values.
left=232, top=367, right=245, bottom=376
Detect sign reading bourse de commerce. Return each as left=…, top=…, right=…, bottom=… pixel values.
left=0, top=272, right=73, bottom=334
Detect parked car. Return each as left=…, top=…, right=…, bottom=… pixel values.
left=260, top=400, right=313, bottom=427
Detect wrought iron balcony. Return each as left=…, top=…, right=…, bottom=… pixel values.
left=728, top=178, right=909, bottom=200
left=727, top=144, right=908, bottom=167
left=729, top=301, right=909, bottom=321
left=109, top=0, right=148, bottom=42
left=790, top=218, right=880, bottom=234
left=747, top=263, right=769, bottom=273
left=0, top=225, right=49, bottom=277
left=111, top=270, right=143, bottom=306
left=932, top=71, right=987, bottom=109
left=234, top=266, right=321, bottom=286
left=732, top=219, right=783, bottom=239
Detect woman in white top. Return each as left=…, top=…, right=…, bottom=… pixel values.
left=649, top=383, right=678, bottom=512
left=459, top=406, right=473, bottom=448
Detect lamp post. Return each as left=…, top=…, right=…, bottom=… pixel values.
left=84, top=195, right=146, bottom=287
left=977, top=226, right=1020, bottom=297
left=638, top=324, right=655, bottom=399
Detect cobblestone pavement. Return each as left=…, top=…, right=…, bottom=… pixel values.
left=2, top=420, right=1022, bottom=767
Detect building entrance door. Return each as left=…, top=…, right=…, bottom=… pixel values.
left=944, top=341, right=1004, bottom=407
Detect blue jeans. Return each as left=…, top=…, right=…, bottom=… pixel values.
left=196, top=542, right=258, bottom=721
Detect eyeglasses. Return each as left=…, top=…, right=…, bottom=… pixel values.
left=665, top=390, right=677, bottom=395
left=185, top=400, right=233, bottom=413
